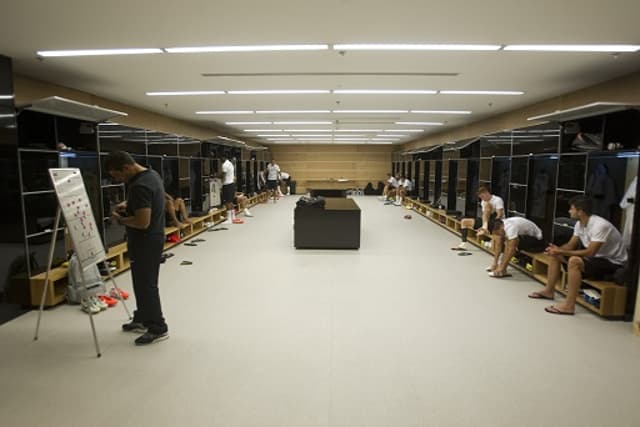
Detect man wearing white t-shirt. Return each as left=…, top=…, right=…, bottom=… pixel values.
left=395, top=175, right=413, bottom=206
left=220, top=155, right=237, bottom=224
left=455, top=186, right=504, bottom=250
left=488, top=217, right=545, bottom=277
left=528, top=196, right=627, bottom=315
left=266, top=160, right=280, bottom=203
left=384, top=173, right=401, bottom=204
left=381, top=173, right=396, bottom=200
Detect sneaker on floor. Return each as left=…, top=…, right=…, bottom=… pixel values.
left=91, top=296, right=108, bottom=311
left=457, top=242, right=468, bottom=250
left=232, top=218, right=244, bottom=224
left=393, top=201, right=402, bottom=206
left=109, top=288, right=129, bottom=300
left=222, top=219, right=232, bottom=225
left=98, top=295, right=118, bottom=307
left=81, top=298, right=100, bottom=314
left=122, top=321, right=147, bottom=333
left=135, top=331, right=169, bottom=345
left=485, top=266, right=493, bottom=272
left=244, top=209, right=253, bottom=217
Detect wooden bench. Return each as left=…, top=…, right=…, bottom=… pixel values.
left=405, top=198, right=627, bottom=319
left=29, top=207, right=227, bottom=307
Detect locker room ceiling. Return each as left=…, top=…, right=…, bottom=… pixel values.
left=1, top=0, right=640, bottom=147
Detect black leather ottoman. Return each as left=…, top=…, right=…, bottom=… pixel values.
left=294, top=198, right=361, bottom=249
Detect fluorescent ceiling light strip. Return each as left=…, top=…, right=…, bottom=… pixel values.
left=273, top=121, right=333, bottom=125
left=334, top=138, right=369, bottom=141
left=440, top=90, right=524, bottom=95
left=0, top=114, right=16, bottom=118
left=37, top=48, right=163, bottom=57
left=287, top=134, right=366, bottom=137
left=298, top=138, right=336, bottom=141
left=395, top=121, right=443, bottom=126
left=384, top=129, right=424, bottom=133
left=367, top=141, right=394, bottom=145
left=378, top=134, right=405, bottom=137
left=98, top=122, right=120, bottom=126
left=226, top=121, right=272, bottom=125
left=333, top=89, right=437, bottom=94
left=411, top=110, right=471, bottom=114
left=333, top=110, right=408, bottom=113
left=196, top=110, right=254, bottom=114
left=245, top=129, right=283, bottom=132
left=267, top=138, right=294, bottom=141
left=147, top=90, right=225, bottom=96
left=503, top=44, right=640, bottom=52
left=258, top=134, right=290, bottom=137
left=0, top=94, right=15, bottom=100
left=333, top=44, right=501, bottom=51
left=333, top=129, right=383, bottom=132
left=228, top=90, right=329, bottom=95
left=255, top=110, right=331, bottom=114
left=166, top=44, right=328, bottom=53
left=285, top=129, right=332, bottom=132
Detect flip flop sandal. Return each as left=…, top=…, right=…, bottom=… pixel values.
left=192, top=239, right=206, bottom=243
left=528, top=292, right=554, bottom=300
left=184, top=242, right=197, bottom=247
left=450, top=247, right=466, bottom=251
left=458, top=252, right=472, bottom=256
left=545, top=306, right=574, bottom=315
left=207, top=228, right=228, bottom=232
left=180, top=261, right=193, bottom=266
left=488, top=272, right=512, bottom=278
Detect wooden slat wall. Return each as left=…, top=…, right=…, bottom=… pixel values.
left=270, top=144, right=393, bottom=193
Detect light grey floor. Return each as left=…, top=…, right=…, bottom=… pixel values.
left=1, top=196, right=639, bottom=427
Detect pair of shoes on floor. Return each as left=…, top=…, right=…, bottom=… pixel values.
left=109, top=288, right=129, bottom=300
left=243, top=209, right=253, bottom=217
left=451, top=242, right=468, bottom=251
left=81, top=296, right=105, bottom=314
left=98, top=294, right=118, bottom=307
left=232, top=218, right=244, bottom=224
left=135, top=331, right=169, bottom=345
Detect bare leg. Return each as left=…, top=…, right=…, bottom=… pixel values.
left=165, top=200, right=182, bottom=228
left=551, top=256, right=582, bottom=313
left=532, top=254, right=563, bottom=298
left=175, top=198, right=191, bottom=223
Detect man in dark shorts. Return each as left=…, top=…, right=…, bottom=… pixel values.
left=454, top=186, right=504, bottom=250
left=266, top=159, right=280, bottom=203
left=488, top=217, right=545, bottom=277
left=528, top=196, right=627, bottom=315
left=106, top=151, right=169, bottom=345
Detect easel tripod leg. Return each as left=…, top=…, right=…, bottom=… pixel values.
left=34, top=208, right=62, bottom=341
left=103, top=261, right=132, bottom=319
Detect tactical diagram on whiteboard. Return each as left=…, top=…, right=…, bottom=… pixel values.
left=49, top=168, right=106, bottom=269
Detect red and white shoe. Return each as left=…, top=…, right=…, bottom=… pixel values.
left=98, top=295, right=118, bottom=307
left=109, top=288, right=129, bottom=300
left=232, top=218, right=244, bottom=224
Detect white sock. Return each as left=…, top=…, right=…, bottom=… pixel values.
left=227, top=209, right=233, bottom=220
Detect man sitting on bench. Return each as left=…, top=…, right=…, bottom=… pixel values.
left=488, top=217, right=545, bottom=277
left=528, top=195, right=627, bottom=315
left=454, top=186, right=504, bottom=250
left=234, top=192, right=253, bottom=218
left=165, top=193, right=191, bottom=228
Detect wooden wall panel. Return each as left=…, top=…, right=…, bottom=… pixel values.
left=270, top=144, right=393, bottom=192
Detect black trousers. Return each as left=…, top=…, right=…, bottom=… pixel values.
left=128, top=232, right=168, bottom=334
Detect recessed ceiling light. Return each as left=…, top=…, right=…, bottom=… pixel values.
left=36, top=48, right=163, bottom=57
left=440, top=90, right=524, bottom=95
left=395, top=121, right=443, bottom=126
left=384, top=129, right=425, bottom=133
left=411, top=110, right=472, bottom=114
left=165, top=44, right=329, bottom=53
left=255, top=110, right=332, bottom=114
left=226, top=121, right=272, bottom=125
left=333, top=110, right=408, bottom=114
left=333, top=44, right=501, bottom=51
left=272, top=121, right=333, bottom=125
left=196, top=110, right=254, bottom=114
left=333, top=89, right=437, bottom=94
left=228, top=90, right=330, bottom=95
left=147, top=90, right=225, bottom=96
left=503, top=44, right=640, bottom=52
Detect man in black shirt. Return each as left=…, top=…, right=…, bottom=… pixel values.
left=106, top=151, right=169, bottom=345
